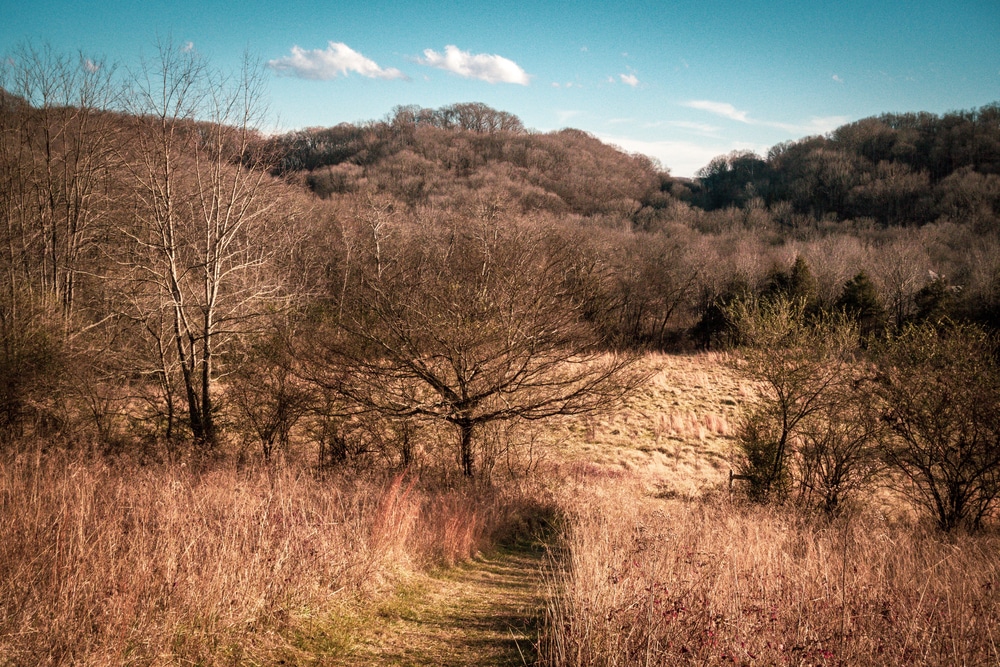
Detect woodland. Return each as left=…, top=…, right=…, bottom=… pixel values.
left=3, top=44, right=1000, bottom=665
left=4, top=45, right=1000, bottom=459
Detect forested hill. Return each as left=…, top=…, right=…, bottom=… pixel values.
left=267, top=101, right=1000, bottom=231
left=266, top=103, right=667, bottom=219
left=693, top=104, right=1000, bottom=227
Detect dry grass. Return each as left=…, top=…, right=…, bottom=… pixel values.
left=6, top=352, right=998, bottom=666
left=0, top=448, right=544, bottom=665
left=542, top=352, right=745, bottom=497
left=541, top=354, right=1000, bottom=665
left=543, top=473, right=1000, bottom=666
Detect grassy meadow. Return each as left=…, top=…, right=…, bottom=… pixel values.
left=2, top=352, right=999, bottom=666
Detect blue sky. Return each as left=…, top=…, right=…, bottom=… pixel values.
left=3, top=0, right=998, bottom=176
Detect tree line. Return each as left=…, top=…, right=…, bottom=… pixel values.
left=692, top=105, right=1000, bottom=228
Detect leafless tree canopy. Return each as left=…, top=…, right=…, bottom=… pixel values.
left=303, top=206, right=644, bottom=476
left=872, top=323, right=1000, bottom=531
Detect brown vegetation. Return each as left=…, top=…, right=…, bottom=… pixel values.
left=2, top=42, right=1000, bottom=666
left=544, top=477, right=1000, bottom=667
left=0, top=449, right=548, bottom=664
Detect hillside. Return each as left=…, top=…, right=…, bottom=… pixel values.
left=265, top=101, right=1000, bottom=233
left=694, top=103, right=1000, bottom=227
left=267, top=103, right=666, bottom=219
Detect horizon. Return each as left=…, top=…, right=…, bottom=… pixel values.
left=2, top=0, right=998, bottom=177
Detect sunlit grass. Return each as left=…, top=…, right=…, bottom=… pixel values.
left=544, top=473, right=1000, bottom=666
left=0, top=450, right=545, bottom=665
left=541, top=352, right=746, bottom=497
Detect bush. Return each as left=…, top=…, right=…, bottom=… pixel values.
left=728, top=297, right=859, bottom=503
left=872, top=322, right=1000, bottom=531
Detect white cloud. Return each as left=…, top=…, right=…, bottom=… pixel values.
left=616, top=120, right=721, bottom=136
left=620, top=73, right=639, bottom=87
left=597, top=133, right=768, bottom=178
left=762, top=115, right=849, bottom=135
left=268, top=42, right=407, bottom=81
left=683, top=100, right=846, bottom=136
left=683, top=100, right=750, bottom=123
left=664, top=120, right=722, bottom=135
left=832, top=74, right=844, bottom=84
left=555, top=109, right=582, bottom=125
left=82, top=58, right=100, bottom=73
left=182, top=41, right=194, bottom=53
left=417, top=45, right=530, bottom=85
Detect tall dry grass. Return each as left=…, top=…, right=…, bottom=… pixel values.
left=0, top=449, right=542, bottom=665
left=544, top=475, right=1000, bottom=666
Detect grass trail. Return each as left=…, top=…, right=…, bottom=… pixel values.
left=327, top=540, right=548, bottom=666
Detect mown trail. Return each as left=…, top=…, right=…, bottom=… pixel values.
left=340, top=541, right=549, bottom=666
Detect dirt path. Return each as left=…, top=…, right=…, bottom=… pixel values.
left=337, top=541, right=549, bottom=666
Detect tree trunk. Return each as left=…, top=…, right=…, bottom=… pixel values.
left=458, top=419, right=475, bottom=477
left=200, top=326, right=216, bottom=448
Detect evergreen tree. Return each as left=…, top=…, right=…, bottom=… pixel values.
left=836, top=271, right=886, bottom=337
left=914, top=274, right=956, bottom=325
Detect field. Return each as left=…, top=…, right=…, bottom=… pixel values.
left=2, top=353, right=998, bottom=666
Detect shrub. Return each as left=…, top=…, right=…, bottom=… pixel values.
left=872, top=322, right=1000, bottom=531
left=728, top=297, right=858, bottom=502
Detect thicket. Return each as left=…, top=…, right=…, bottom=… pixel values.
left=727, top=295, right=1000, bottom=532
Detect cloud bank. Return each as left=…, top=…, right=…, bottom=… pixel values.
left=268, top=42, right=407, bottom=81
left=684, top=99, right=848, bottom=135
left=417, top=45, right=530, bottom=85
left=598, top=133, right=768, bottom=178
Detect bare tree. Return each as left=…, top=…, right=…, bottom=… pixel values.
left=0, top=44, right=120, bottom=327
left=796, top=389, right=883, bottom=514
left=116, top=42, right=285, bottom=448
left=226, top=326, right=315, bottom=462
left=305, top=205, right=643, bottom=477
left=869, top=237, right=929, bottom=331
left=0, top=46, right=124, bottom=445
